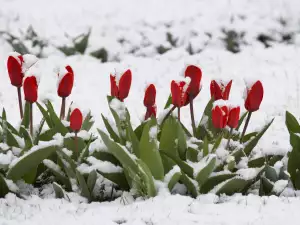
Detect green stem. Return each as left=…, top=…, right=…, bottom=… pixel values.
left=241, top=111, right=252, bottom=141
left=178, top=107, right=181, bottom=122
left=189, top=95, right=196, bottom=136
left=30, top=102, right=33, bottom=136
left=75, top=132, right=78, bottom=159
left=17, top=87, right=23, bottom=119
left=161, top=105, right=176, bottom=125
left=60, top=97, right=66, bottom=120
left=226, top=128, right=233, bottom=149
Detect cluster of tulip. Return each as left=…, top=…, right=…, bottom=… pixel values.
left=7, top=53, right=83, bottom=136
left=110, top=65, right=264, bottom=146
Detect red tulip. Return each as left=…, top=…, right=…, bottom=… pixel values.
left=244, top=81, right=264, bottom=112
left=70, top=108, right=83, bottom=132
left=210, top=80, right=232, bottom=100
left=227, top=106, right=240, bottom=128
left=23, top=76, right=38, bottom=103
left=145, top=105, right=157, bottom=120
left=7, top=54, right=24, bottom=87
left=57, top=65, right=74, bottom=98
left=171, top=80, right=189, bottom=108
left=110, top=69, right=132, bottom=101
left=144, top=84, right=156, bottom=107
left=212, top=104, right=229, bottom=129
left=184, top=65, right=202, bottom=98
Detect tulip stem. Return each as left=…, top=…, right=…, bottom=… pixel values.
left=60, top=97, right=66, bottom=120
left=226, top=128, right=233, bottom=149
left=30, top=102, right=33, bottom=136
left=17, top=87, right=23, bottom=119
left=161, top=105, right=176, bottom=125
left=75, top=132, right=78, bottom=159
left=189, top=95, right=196, bottom=136
left=241, top=111, right=252, bottom=141
left=178, top=107, right=181, bottom=122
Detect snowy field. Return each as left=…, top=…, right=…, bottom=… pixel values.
left=1, top=0, right=300, bottom=224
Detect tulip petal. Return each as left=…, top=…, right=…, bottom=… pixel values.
left=245, top=81, right=264, bottom=112
left=110, top=75, right=119, bottom=98
left=118, top=69, right=132, bottom=101
left=185, top=65, right=202, bottom=98
left=23, top=76, right=38, bottom=103
left=144, top=84, right=156, bottom=107
left=7, top=55, right=24, bottom=87
left=70, top=108, right=83, bottom=132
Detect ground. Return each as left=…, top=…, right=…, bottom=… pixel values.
left=0, top=0, right=300, bottom=224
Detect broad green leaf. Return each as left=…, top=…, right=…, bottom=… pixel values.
left=137, top=159, right=157, bottom=197
left=125, top=117, right=140, bottom=157
left=259, top=177, right=273, bottom=196
left=21, top=102, right=30, bottom=129
left=39, top=128, right=57, bottom=141
left=241, top=132, right=258, bottom=143
left=19, top=126, right=33, bottom=152
left=45, top=101, right=68, bottom=135
left=134, top=122, right=146, bottom=141
left=286, top=111, right=300, bottom=133
left=91, top=151, right=120, bottom=166
left=74, top=30, right=90, bottom=54
left=101, top=114, right=120, bottom=143
left=243, top=118, right=274, bottom=156
left=0, top=117, right=19, bottom=135
left=99, top=171, right=130, bottom=190
left=265, top=165, right=277, bottom=182
left=36, top=102, right=53, bottom=128
left=81, top=111, right=94, bottom=131
left=248, top=157, right=266, bottom=168
left=186, top=147, right=198, bottom=162
left=177, top=122, right=187, bottom=160
left=180, top=173, right=198, bottom=198
left=203, top=136, right=209, bottom=156
left=165, top=168, right=181, bottom=191
left=7, top=144, right=59, bottom=181
left=288, top=148, right=300, bottom=189
left=63, top=136, right=86, bottom=160
left=211, top=134, right=222, bottom=152
left=200, top=173, right=236, bottom=194
left=78, top=136, right=93, bottom=164
left=160, top=150, right=193, bottom=177
left=87, top=170, right=97, bottom=193
left=195, top=155, right=216, bottom=186
left=7, top=130, right=20, bottom=148
left=164, top=94, right=172, bottom=109
left=289, top=132, right=300, bottom=150
left=33, top=118, right=46, bottom=145
left=53, top=182, right=65, bottom=199
left=196, top=98, right=214, bottom=139
left=107, top=96, right=124, bottom=143
left=76, top=169, right=91, bottom=201
left=22, top=167, right=37, bottom=184
left=139, top=119, right=164, bottom=180
left=0, top=175, right=9, bottom=197
left=216, top=178, right=248, bottom=195
left=294, top=170, right=300, bottom=190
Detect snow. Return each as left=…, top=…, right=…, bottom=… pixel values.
left=236, top=168, right=261, bottom=180
left=43, top=159, right=64, bottom=176
left=22, top=54, right=38, bottom=73
left=78, top=156, right=123, bottom=174
left=164, top=165, right=180, bottom=184
left=0, top=151, right=14, bottom=169
left=272, top=180, right=288, bottom=194
left=149, top=125, right=158, bottom=140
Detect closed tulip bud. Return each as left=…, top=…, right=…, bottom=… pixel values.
left=144, top=84, right=156, bottom=108
left=23, top=76, right=38, bottom=103
left=244, top=81, right=264, bottom=112
left=210, top=80, right=232, bottom=101
left=184, top=65, right=202, bottom=98
left=110, top=69, right=132, bottom=101
left=57, top=65, right=74, bottom=98
left=227, top=106, right=240, bottom=128
left=171, top=79, right=190, bottom=108
left=212, top=102, right=229, bottom=129
left=70, top=108, right=83, bottom=132
left=145, top=105, right=157, bottom=120
left=7, top=53, right=24, bottom=87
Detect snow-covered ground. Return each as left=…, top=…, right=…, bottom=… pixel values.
left=1, top=0, right=300, bottom=224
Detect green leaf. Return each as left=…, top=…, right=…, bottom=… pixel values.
left=87, top=170, right=97, bottom=193
left=36, top=102, right=53, bottom=128
left=74, top=30, right=90, bottom=54
left=265, top=165, right=278, bottom=182
left=165, top=168, right=181, bottom=191
left=288, top=148, right=300, bottom=189
left=195, top=155, right=216, bottom=186
left=91, top=151, right=120, bottom=166
left=81, top=111, right=94, bottom=131
left=22, top=167, right=37, bottom=184
left=136, top=159, right=157, bottom=197
left=259, top=177, right=273, bottom=196
left=294, top=170, right=300, bottom=190
left=216, top=178, right=248, bottom=195
left=241, top=132, right=258, bottom=143
left=21, top=101, right=30, bottom=129
left=53, top=182, right=65, bottom=199
left=6, top=130, right=20, bottom=148
left=19, top=126, right=33, bottom=152
left=200, top=173, right=236, bottom=194
left=286, top=111, right=300, bottom=133
left=63, top=136, right=86, bottom=160
left=0, top=117, right=19, bottom=135
left=0, top=175, right=9, bottom=197
left=180, top=173, right=198, bottom=198
left=98, top=171, right=130, bottom=190
left=211, top=134, right=222, bottom=152
left=289, top=132, right=300, bottom=150
left=203, top=136, right=209, bottom=156
left=177, top=122, right=187, bottom=160
left=78, top=136, right=93, bottom=164
left=39, top=128, right=57, bottom=141
left=134, top=122, right=146, bottom=141
left=7, top=144, right=59, bottom=181
left=248, top=157, right=266, bottom=168
left=160, top=150, right=193, bottom=177
left=125, top=118, right=140, bottom=157
left=164, top=94, right=172, bottom=109
left=45, top=101, right=68, bottom=135
left=243, top=118, right=274, bottom=156
left=76, top=169, right=91, bottom=201
left=33, top=118, right=46, bottom=145
left=196, top=98, right=214, bottom=139
left=139, top=119, right=164, bottom=180
left=186, top=147, right=198, bottom=162
left=101, top=114, right=120, bottom=143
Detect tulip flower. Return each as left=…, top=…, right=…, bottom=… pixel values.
left=226, top=105, right=240, bottom=149
left=110, top=69, right=132, bottom=101
left=23, top=75, right=39, bottom=135
left=184, top=65, right=202, bottom=135
left=57, top=65, right=74, bottom=120
left=210, top=80, right=232, bottom=101
left=70, top=108, right=83, bottom=157
left=7, top=53, right=24, bottom=118
left=144, top=84, right=157, bottom=120
left=241, top=80, right=264, bottom=140
left=171, top=79, right=189, bottom=121
left=212, top=104, right=229, bottom=129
